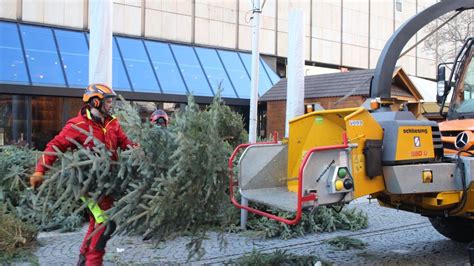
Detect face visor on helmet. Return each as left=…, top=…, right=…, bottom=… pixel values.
left=150, top=110, right=169, bottom=127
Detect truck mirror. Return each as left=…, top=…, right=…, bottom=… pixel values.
left=436, top=65, right=446, bottom=103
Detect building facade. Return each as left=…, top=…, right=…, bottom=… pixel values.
left=0, top=0, right=441, bottom=149
left=0, top=0, right=441, bottom=76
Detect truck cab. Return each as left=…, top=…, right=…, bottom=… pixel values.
left=438, top=38, right=474, bottom=154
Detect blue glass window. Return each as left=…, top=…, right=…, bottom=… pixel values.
left=239, top=52, right=273, bottom=96
left=116, top=37, right=159, bottom=93
left=218, top=50, right=251, bottom=99
left=195, top=47, right=236, bottom=98
left=170, top=44, right=212, bottom=97
left=145, top=41, right=187, bottom=95
left=55, top=29, right=88, bottom=88
left=261, top=59, right=280, bottom=85
left=0, top=22, right=29, bottom=85
left=86, top=34, right=131, bottom=91
left=20, top=25, right=65, bottom=86
left=112, top=38, right=132, bottom=91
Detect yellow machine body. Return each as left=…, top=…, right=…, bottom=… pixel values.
left=376, top=189, right=474, bottom=217
left=287, top=107, right=385, bottom=198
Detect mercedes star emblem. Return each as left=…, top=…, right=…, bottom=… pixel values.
left=454, top=131, right=470, bottom=150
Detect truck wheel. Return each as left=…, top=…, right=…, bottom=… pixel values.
left=429, top=216, right=474, bottom=243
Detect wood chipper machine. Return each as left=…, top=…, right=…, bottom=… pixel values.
left=229, top=0, right=474, bottom=242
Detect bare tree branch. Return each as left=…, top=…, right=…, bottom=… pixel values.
left=424, top=10, right=474, bottom=65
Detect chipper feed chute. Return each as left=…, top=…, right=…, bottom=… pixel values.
left=229, top=107, right=386, bottom=224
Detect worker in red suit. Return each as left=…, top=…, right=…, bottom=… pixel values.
left=150, top=109, right=169, bottom=127
left=30, top=83, right=134, bottom=266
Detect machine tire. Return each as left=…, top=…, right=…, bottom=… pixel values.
left=429, top=216, right=474, bottom=243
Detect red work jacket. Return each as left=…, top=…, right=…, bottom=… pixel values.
left=35, top=107, right=133, bottom=173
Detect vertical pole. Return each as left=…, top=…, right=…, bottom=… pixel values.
left=89, top=0, right=113, bottom=86
left=26, top=96, right=32, bottom=146
left=12, top=96, right=21, bottom=143
left=16, top=0, right=22, bottom=21
left=249, top=0, right=261, bottom=144
left=242, top=0, right=262, bottom=230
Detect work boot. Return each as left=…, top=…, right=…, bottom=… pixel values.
left=77, top=253, right=86, bottom=266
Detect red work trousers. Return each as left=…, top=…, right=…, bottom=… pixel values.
left=77, top=196, right=115, bottom=266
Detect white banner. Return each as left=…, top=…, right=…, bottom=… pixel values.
left=89, top=0, right=113, bottom=87
left=285, top=9, right=305, bottom=137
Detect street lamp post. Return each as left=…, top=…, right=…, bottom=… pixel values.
left=241, top=0, right=262, bottom=230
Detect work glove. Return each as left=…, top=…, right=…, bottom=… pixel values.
left=30, top=171, right=44, bottom=189
left=128, top=143, right=145, bottom=158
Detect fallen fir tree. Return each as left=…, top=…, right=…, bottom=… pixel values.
left=108, top=95, right=248, bottom=242
left=227, top=249, right=325, bottom=265
left=0, top=145, right=82, bottom=232
left=0, top=145, right=80, bottom=262
left=0, top=145, right=37, bottom=213
left=0, top=203, right=38, bottom=261
left=243, top=205, right=368, bottom=239
left=323, top=236, right=367, bottom=251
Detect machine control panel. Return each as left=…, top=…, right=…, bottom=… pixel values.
left=327, top=166, right=354, bottom=194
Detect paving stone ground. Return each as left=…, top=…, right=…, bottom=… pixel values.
left=29, top=199, right=471, bottom=265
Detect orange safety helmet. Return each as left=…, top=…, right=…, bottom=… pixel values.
left=150, top=109, right=169, bottom=127
left=83, top=83, right=117, bottom=109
